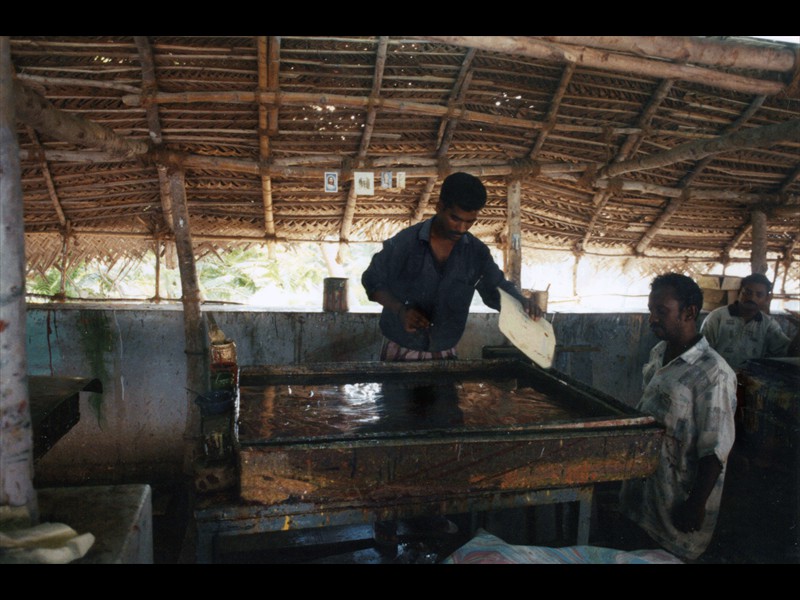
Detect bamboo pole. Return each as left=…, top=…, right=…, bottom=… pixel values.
left=257, top=36, right=276, bottom=246
left=0, top=36, right=37, bottom=519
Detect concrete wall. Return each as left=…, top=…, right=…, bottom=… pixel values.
left=25, top=304, right=795, bottom=488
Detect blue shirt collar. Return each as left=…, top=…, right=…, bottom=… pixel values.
left=418, top=216, right=473, bottom=245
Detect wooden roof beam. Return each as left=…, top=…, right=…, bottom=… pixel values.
left=601, top=118, right=800, bottom=179
left=634, top=95, right=766, bottom=254
left=123, top=87, right=774, bottom=142
left=420, top=36, right=792, bottom=97
left=778, top=164, right=800, bottom=194
left=22, top=142, right=789, bottom=208
left=339, top=36, right=388, bottom=245
left=16, top=80, right=149, bottom=158
left=134, top=36, right=173, bottom=235
left=267, top=36, right=280, bottom=137
left=615, top=79, right=675, bottom=163
left=579, top=78, right=674, bottom=252
left=412, top=48, right=477, bottom=223
left=257, top=36, right=279, bottom=249
left=25, top=126, right=67, bottom=229
left=535, top=36, right=797, bottom=73
left=527, top=62, right=575, bottom=160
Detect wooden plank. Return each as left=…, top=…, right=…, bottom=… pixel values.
left=239, top=429, right=661, bottom=506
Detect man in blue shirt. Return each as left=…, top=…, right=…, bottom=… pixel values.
left=362, top=172, right=542, bottom=553
left=362, top=171, right=540, bottom=361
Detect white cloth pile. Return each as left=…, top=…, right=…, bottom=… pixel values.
left=0, top=505, right=95, bottom=564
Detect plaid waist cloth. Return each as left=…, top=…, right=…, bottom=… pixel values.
left=380, top=338, right=457, bottom=361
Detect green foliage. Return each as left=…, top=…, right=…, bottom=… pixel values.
left=25, top=242, right=383, bottom=308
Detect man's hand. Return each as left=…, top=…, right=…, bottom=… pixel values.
left=672, top=454, right=721, bottom=534
left=522, top=297, right=543, bottom=321
left=398, top=305, right=432, bottom=332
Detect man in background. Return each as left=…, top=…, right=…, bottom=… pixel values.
left=617, top=273, right=737, bottom=561
left=700, top=272, right=799, bottom=370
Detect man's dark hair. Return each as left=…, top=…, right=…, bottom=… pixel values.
left=651, top=272, right=703, bottom=315
left=741, top=273, right=773, bottom=293
left=439, top=172, right=487, bottom=211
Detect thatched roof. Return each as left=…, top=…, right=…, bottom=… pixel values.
left=8, top=35, right=800, bottom=276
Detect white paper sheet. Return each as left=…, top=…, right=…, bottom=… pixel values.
left=498, top=288, right=556, bottom=369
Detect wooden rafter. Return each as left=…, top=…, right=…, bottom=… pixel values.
left=420, top=36, right=794, bottom=96
left=412, top=47, right=477, bottom=223
left=634, top=95, right=767, bottom=255
left=9, top=35, right=800, bottom=277
left=257, top=36, right=278, bottom=245
left=535, top=36, right=797, bottom=72
left=17, top=81, right=148, bottom=158
left=615, top=79, right=676, bottom=163
left=527, top=62, right=575, bottom=161
left=602, top=119, right=800, bottom=179
left=122, top=89, right=695, bottom=139
left=578, top=78, right=675, bottom=252
left=25, top=126, right=67, bottom=228
left=13, top=132, right=796, bottom=212
left=134, top=36, right=173, bottom=235
left=18, top=143, right=794, bottom=209
left=339, top=36, right=388, bottom=245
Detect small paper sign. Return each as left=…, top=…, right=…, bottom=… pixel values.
left=354, top=171, right=374, bottom=196
left=396, top=172, right=406, bottom=189
left=381, top=171, right=393, bottom=189
left=324, top=172, right=338, bottom=193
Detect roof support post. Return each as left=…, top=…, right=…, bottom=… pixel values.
left=0, top=35, right=37, bottom=520
left=505, top=179, right=523, bottom=288
left=750, top=209, right=769, bottom=275
left=165, top=168, right=209, bottom=477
